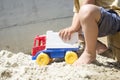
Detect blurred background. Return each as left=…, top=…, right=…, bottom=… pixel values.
left=0, top=0, right=73, bottom=53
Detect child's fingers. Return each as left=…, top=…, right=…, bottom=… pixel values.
left=59, top=29, right=65, bottom=40
left=67, top=32, right=72, bottom=40
left=59, top=30, right=71, bottom=41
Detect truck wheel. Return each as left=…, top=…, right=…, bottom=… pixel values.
left=36, top=53, right=50, bottom=66
left=65, top=51, right=78, bottom=64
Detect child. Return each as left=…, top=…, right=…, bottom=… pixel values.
left=59, top=0, right=120, bottom=66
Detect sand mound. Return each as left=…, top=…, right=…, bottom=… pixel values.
left=0, top=50, right=120, bottom=80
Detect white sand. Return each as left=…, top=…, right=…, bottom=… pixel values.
left=0, top=50, right=120, bottom=80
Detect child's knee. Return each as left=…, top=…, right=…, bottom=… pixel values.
left=79, top=4, right=100, bottom=22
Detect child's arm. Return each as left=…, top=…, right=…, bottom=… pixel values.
left=59, top=13, right=80, bottom=41
left=59, top=0, right=95, bottom=41
left=71, top=0, right=96, bottom=32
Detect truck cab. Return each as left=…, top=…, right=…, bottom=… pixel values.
left=32, top=35, right=46, bottom=57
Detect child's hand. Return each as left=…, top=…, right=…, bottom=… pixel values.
left=59, top=27, right=75, bottom=41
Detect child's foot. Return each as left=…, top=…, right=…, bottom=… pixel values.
left=96, top=40, right=108, bottom=54
left=73, top=51, right=96, bottom=66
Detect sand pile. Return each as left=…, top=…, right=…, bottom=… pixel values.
left=0, top=50, right=120, bottom=80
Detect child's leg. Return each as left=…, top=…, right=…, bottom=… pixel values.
left=96, top=40, right=108, bottom=54
left=79, top=33, right=108, bottom=54
left=74, top=5, right=101, bottom=65
left=74, top=4, right=120, bottom=65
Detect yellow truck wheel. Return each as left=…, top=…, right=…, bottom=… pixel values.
left=65, top=51, right=78, bottom=64
left=36, top=53, right=50, bottom=66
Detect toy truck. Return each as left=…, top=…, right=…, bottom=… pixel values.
left=32, top=31, right=80, bottom=66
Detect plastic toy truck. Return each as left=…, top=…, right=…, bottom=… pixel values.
left=32, top=31, right=80, bottom=66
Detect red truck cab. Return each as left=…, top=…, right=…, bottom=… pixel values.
left=32, top=35, right=46, bottom=56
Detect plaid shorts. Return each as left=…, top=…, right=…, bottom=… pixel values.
left=98, top=7, right=120, bottom=37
